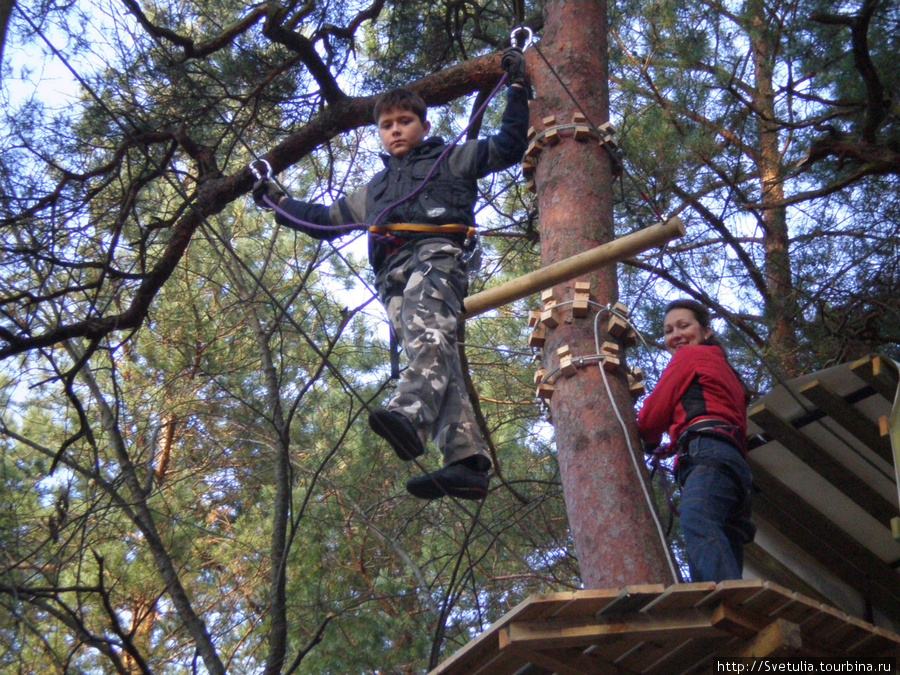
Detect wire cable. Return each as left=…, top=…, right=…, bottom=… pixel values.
left=592, top=306, right=681, bottom=582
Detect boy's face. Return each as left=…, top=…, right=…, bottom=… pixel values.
left=378, top=106, right=430, bottom=158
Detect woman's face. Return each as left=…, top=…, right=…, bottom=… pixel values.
left=663, top=308, right=712, bottom=355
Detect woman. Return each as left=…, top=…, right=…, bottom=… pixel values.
left=637, top=299, right=755, bottom=582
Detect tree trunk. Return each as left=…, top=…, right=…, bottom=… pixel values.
left=749, top=0, right=802, bottom=378
left=530, top=0, right=675, bottom=588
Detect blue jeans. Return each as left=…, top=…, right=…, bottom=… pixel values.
left=677, top=434, right=755, bottom=582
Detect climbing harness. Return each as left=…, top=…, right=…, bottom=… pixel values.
left=368, top=223, right=475, bottom=239
left=674, top=419, right=747, bottom=457
left=369, top=223, right=481, bottom=270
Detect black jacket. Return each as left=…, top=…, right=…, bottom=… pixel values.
left=275, top=86, right=530, bottom=272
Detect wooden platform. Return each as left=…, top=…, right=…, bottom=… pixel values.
left=429, top=580, right=900, bottom=674
left=744, top=354, right=900, bottom=624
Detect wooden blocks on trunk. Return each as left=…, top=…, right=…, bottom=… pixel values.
left=600, top=341, right=621, bottom=373
left=524, top=293, right=647, bottom=402
left=572, top=282, right=591, bottom=318
left=628, top=366, right=646, bottom=399
left=534, top=368, right=554, bottom=400
left=540, top=289, right=559, bottom=328
left=573, top=112, right=591, bottom=141
left=528, top=310, right=547, bottom=348
left=557, top=345, right=577, bottom=378
left=519, top=112, right=621, bottom=189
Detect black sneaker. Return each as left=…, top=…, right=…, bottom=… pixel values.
left=368, top=409, right=425, bottom=461
left=406, top=462, right=490, bottom=501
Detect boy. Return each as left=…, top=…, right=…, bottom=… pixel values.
left=253, top=49, right=530, bottom=500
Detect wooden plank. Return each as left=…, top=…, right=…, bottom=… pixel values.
left=767, top=591, right=829, bottom=626
left=728, top=581, right=796, bottom=618
left=851, top=355, right=900, bottom=402
left=499, top=640, right=618, bottom=675
left=614, top=638, right=684, bottom=672
left=814, top=612, right=881, bottom=653
left=846, top=625, right=900, bottom=658
left=748, top=404, right=896, bottom=527
left=428, top=592, right=581, bottom=675
left=506, top=608, right=726, bottom=651
left=640, top=582, right=717, bottom=613
left=797, top=599, right=853, bottom=638
left=527, top=590, right=619, bottom=621
left=799, top=380, right=893, bottom=463
left=749, top=462, right=900, bottom=624
left=467, top=649, right=535, bottom=675
left=598, top=584, right=666, bottom=615
left=457, top=638, right=549, bottom=675
left=829, top=616, right=900, bottom=654
left=543, top=588, right=621, bottom=620
left=429, top=631, right=501, bottom=675
left=551, top=648, right=634, bottom=675
left=695, top=578, right=770, bottom=609
left=577, top=629, right=647, bottom=664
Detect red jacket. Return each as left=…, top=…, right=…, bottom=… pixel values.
left=637, top=344, right=747, bottom=451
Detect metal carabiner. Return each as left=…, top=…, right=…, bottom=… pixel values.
left=249, top=159, right=273, bottom=181
left=510, top=26, right=533, bottom=51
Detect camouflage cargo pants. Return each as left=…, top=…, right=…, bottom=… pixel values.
left=375, top=239, right=491, bottom=468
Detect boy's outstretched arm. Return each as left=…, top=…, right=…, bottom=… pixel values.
left=253, top=178, right=366, bottom=241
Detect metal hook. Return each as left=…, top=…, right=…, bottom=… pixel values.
left=510, top=26, right=533, bottom=51
left=249, top=159, right=272, bottom=181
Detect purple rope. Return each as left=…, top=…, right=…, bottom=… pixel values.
left=262, top=72, right=511, bottom=235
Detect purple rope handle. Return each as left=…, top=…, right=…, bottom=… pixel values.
left=255, top=72, right=511, bottom=236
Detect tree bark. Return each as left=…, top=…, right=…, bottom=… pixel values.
left=531, top=0, right=675, bottom=588
left=0, top=0, right=13, bottom=78
left=749, top=0, right=802, bottom=378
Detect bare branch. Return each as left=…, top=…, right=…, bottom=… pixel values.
left=119, top=0, right=269, bottom=60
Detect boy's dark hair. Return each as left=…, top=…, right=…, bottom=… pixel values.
left=373, top=88, right=427, bottom=124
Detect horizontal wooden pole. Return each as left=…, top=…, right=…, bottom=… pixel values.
left=463, top=217, right=685, bottom=319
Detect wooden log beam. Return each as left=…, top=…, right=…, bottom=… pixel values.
left=731, top=618, right=804, bottom=658
left=462, top=217, right=685, bottom=319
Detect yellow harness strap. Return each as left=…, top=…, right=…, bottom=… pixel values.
left=369, top=223, right=476, bottom=239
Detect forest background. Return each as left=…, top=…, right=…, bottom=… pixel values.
left=1, top=0, right=898, bottom=673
